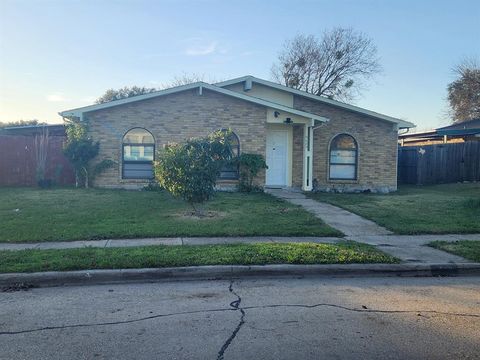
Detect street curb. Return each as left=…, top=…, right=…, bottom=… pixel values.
left=1, top=263, right=480, bottom=288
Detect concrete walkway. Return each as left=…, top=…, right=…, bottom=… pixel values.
left=266, top=188, right=392, bottom=236
left=2, top=234, right=480, bottom=265
left=265, top=188, right=479, bottom=264
left=0, top=236, right=343, bottom=251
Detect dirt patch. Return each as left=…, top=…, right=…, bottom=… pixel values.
left=176, top=210, right=226, bottom=220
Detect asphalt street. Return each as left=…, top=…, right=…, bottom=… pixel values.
left=1, top=276, right=479, bottom=359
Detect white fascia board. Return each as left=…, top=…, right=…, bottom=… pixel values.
left=58, top=82, right=207, bottom=118
left=58, top=81, right=328, bottom=123
left=215, top=76, right=415, bottom=128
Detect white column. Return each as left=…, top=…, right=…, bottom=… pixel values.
left=302, top=123, right=314, bottom=191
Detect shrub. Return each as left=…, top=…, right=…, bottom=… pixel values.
left=63, top=121, right=114, bottom=188
left=237, top=153, right=268, bottom=192
left=155, top=130, right=233, bottom=216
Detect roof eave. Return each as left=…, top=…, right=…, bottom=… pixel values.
left=216, top=76, right=415, bottom=128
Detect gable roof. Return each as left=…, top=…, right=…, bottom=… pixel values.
left=215, top=75, right=414, bottom=128
left=59, top=82, right=328, bottom=123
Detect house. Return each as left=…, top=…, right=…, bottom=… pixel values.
left=59, top=75, right=414, bottom=192
left=399, top=119, right=480, bottom=146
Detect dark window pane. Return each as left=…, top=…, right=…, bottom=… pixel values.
left=123, top=163, right=154, bottom=179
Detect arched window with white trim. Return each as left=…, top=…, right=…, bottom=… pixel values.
left=122, top=128, right=155, bottom=179
left=329, top=134, right=358, bottom=180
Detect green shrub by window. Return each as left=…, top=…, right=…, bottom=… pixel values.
left=237, top=153, right=268, bottom=192
left=155, top=130, right=233, bottom=216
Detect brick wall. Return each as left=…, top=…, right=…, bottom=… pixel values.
left=293, top=95, right=398, bottom=192
left=85, top=89, right=267, bottom=188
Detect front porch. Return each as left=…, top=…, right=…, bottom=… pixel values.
left=265, top=108, right=321, bottom=191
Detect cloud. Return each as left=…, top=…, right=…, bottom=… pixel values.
left=46, top=93, right=69, bottom=102
left=185, top=41, right=218, bottom=56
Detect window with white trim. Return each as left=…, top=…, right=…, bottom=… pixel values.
left=122, top=128, right=155, bottom=179
left=329, top=134, right=358, bottom=180
left=218, top=130, right=240, bottom=180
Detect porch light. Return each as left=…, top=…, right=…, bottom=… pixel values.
left=284, top=117, right=293, bottom=124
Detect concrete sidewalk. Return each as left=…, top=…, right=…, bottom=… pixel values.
left=1, top=233, right=479, bottom=264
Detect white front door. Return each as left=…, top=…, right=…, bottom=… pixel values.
left=266, top=130, right=288, bottom=186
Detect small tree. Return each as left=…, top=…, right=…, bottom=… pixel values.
left=237, top=153, right=268, bottom=192
left=155, top=131, right=233, bottom=216
left=63, top=121, right=114, bottom=188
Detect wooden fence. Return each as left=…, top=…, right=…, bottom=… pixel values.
left=398, top=141, right=480, bottom=185
left=0, top=134, right=75, bottom=187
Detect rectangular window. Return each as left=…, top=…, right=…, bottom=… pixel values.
left=122, top=145, right=154, bottom=179
left=329, top=150, right=357, bottom=180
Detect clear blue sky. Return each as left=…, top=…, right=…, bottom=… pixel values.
left=1, top=0, right=479, bottom=129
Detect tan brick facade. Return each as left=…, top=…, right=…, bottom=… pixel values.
left=82, top=86, right=399, bottom=192
left=85, top=89, right=267, bottom=188
left=293, top=95, right=398, bottom=192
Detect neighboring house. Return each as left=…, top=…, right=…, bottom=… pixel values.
left=399, top=119, right=480, bottom=146
left=59, top=76, right=414, bottom=192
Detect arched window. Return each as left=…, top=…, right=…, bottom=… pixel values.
left=329, top=134, right=358, bottom=180
left=218, top=130, right=240, bottom=180
left=122, top=128, right=155, bottom=179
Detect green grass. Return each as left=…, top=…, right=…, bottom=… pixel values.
left=0, top=242, right=398, bottom=273
left=429, top=240, right=480, bottom=262
left=0, top=188, right=341, bottom=243
left=307, top=183, right=480, bottom=235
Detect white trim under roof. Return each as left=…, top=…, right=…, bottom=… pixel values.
left=215, top=76, right=414, bottom=128
left=59, top=82, right=328, bottom=123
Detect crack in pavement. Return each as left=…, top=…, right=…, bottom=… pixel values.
left=1, top=295, right=478, bottom=337
left=216, top=280, right=246, bottom=360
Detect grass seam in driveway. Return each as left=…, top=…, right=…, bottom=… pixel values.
left=0, top=242, right=399, bottom=273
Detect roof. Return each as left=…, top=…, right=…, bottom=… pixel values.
left=59, top=75, right=414, bottom=128
left=399, top=119, right=480, bottom=139
left=215, top=75, right=414, bottom=128
left=0, top=123, right=65, bottom=136
left=437, top=119, right=480, bottom=131
left=59, top=82, right=328, bottom=123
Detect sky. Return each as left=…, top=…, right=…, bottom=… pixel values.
left=0, top=0, right=479, bottom=130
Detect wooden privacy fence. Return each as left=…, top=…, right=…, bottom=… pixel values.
left=398, top=141, right=480, bottom=185
left=0, top=134, right=75, bottom=187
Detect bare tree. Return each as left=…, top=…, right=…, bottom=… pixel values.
left=447, top=58, right=480, bottom=123
left=160, top=73, right=222, bottom=89
left=271, top=28, right=382, bottom=101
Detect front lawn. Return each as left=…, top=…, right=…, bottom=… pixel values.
left=0, top=188, right=341, bottom=243
left=429, top=240, right=480, bottom=262
left=0, top=242, right=398, bottom=273
left=307, top=183, right=480, bottom=234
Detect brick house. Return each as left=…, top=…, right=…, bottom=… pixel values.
left=59, top=76, right=414, bottom=192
